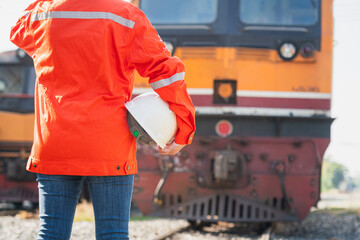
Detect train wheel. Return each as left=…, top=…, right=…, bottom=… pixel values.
left=246, top=222, right=272, bottom=235
left=13, top=202, right=23, bottom=209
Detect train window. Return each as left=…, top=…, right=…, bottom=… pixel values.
left=0, top=66, right=23, bottom=94
left=239, top=0, right=319, bottom=26
left=140, top=0, right=218, bottom=24
left=0, top=65, right=35, bottom=95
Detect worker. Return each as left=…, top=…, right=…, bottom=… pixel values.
left=10, top=0, right=195, bottom=239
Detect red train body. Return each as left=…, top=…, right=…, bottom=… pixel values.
left=131, top=0, right=334, bottom=222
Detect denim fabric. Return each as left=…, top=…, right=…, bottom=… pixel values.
left=36, top=174, right=134, bottom=240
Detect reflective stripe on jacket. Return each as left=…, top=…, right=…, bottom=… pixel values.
left=10, top=0, right=196, bottom=176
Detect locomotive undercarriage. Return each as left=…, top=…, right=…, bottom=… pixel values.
left=0, top=142, right=38, bottom=204
left=132, top=115, right=332, bottom=222
left=155, top=193, right=298, bottom=222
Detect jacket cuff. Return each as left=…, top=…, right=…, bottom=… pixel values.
left=174, top=131, right=194, bottom=145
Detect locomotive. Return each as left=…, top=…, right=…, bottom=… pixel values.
left=0, top=49, right=37, bottom=206
left=0, top=0, right=333, bottom=225
left=131, top=0, right=334, bottom=223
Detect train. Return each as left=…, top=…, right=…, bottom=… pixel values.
left=0, top=0, right=333, bottom=224
left=131, top=0, right=334, bottom=223
left=0, top=49, right=37, bottom=207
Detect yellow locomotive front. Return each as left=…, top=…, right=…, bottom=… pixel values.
left=0, top=50, right=37, bottom=206
left=132, top=0, right=334, bottom=223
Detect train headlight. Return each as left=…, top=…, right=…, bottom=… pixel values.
left=218, top=83, right=233, bottom=99
left=278, top=42, right=298, bottom=61
left=213, top=80, right=237, bottom=104
left=300, top=43, right=315, bottom=58
left=215, top=120, right=233, bottom=137
left=164, top=41, right=174, bottom=55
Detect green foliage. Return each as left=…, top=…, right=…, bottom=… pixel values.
left=321, top=158, right=347, bottom=192
left=130, top=216, right=157, bottom=221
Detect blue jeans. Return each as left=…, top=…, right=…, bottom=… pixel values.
left=36, top=174, right=134, bottom=240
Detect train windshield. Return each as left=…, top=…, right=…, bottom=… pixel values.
left=239, top=0, right=319, bottom=26
left=140, top=0, right=218, bottom=24
left=0, top=65, right=35, bottom=95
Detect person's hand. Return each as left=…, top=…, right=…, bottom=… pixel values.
left=158, top=140, right=185, bottom=155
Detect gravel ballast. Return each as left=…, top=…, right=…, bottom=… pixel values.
left=0, top=216, right=189, bottom=240
left=0, top=209, right=360, bottom=240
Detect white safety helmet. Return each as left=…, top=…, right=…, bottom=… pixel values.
left=125, top=92, right=177, bottom=149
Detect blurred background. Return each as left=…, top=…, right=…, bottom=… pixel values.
left=1, top=0, right=358, bottom=193
left=0, top=1, right=359, bottom=239
left=323, top=0, right=360, bottom=190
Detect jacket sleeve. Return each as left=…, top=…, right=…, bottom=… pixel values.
left=128, top=9, right=195, bottom=145
left=10, top=4, right=37, bottom=56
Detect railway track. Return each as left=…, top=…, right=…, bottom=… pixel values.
left=156, top=225, right=192, bottom=240
left=0, top=204, right=38, bottom=218
left=155, top=222, right=274, bottom=240
left=0, top=210, right=20, bottom=216
left=259, top=226, right=272, bottom=240
left=1, top=208, right=360, bottom=240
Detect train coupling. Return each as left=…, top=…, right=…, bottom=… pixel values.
left=153, top=156, right=174, bottom=206
left=213, top=150, right=239, bottom=182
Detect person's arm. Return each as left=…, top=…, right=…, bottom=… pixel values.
left=10, top=3, right=38, bottom=56
left=128, top=9, right=195, bottom=154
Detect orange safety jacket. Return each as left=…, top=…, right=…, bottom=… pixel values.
left=10, top=0, right=195, bottom=176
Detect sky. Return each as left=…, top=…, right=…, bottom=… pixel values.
left=326, top=0, right=360, bottom=178
left=0, top=0, right=359, bottom=177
